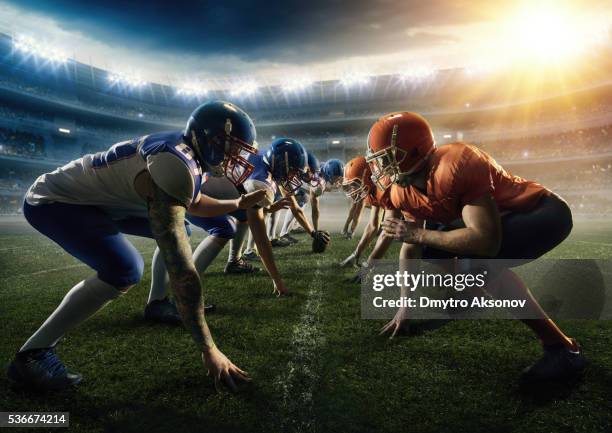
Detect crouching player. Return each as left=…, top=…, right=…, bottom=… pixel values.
left=339, top=156, right=393, bottom=268
left=241, top=138, right=331, bottom=260
left=277, top=151, right=321, bottom=244
left=371, top=112, right=585, bottom=382
left=8, top=101, right=265, bottom=391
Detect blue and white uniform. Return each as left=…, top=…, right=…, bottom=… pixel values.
left=241, top=153, right=278, bottom=207
left=187, top=174, right=246, bottom=239
left=23, top=131, right=201, bottom=287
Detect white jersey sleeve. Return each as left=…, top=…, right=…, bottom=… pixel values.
left=147, top=152, right=196, bottom=207
left=242, top=179, right=275, bottom=208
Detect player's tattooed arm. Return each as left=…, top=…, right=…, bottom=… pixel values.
left=147, top=183, right=215, bottom=352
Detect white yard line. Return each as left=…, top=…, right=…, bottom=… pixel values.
left=574, top=240, right=612, bottom=247
left=1, top=264, right=89, bottom=282
left=273, top=260, right=326, bottom=433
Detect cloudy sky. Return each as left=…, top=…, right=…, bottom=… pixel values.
left=0, top=0, right=610, bottom=85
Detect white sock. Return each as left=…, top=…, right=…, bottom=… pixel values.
left=148, top=247, right=169, bottom=303
left=280, top=209, right=295, bottom=237
left=193, top=236, right=228, bottom=274
left=228, top=222, right=248, bottom=262
left=267, top=212, right=279, bottom=239
left=20, top=276, right=122, bottom=352
left=244, top=229, right=256, bottom=255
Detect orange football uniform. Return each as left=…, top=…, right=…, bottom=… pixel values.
left=389, top=142, right=550, bottom=223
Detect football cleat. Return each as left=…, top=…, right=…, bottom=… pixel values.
left=281, top=234, right=299, bottom=244
left=243, top=250, right=260, bottom=261
left=291, top=227, right=306, bottom=234
left=224, top=258, right=260, bottom=274
left=271, top=237, right=292, bottom=248
left=520, top=339, right=586, bottom=383
left=145, top=297, right=215, bottom=325
left=7, top=347, right=82, bottom=391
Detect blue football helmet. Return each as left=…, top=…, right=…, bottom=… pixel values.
left=184, top=100, right=257, bottom=186
left=321, top=159, right=345, bottom=187
left=263, top=138, right=308, bottom=193
left=303, top=151, right=321, bottom=187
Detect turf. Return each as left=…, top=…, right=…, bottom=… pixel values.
left=1, top=219, right=611, bottom=433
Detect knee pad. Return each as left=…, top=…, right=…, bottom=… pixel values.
left=98, top=250, right=144, bottom=287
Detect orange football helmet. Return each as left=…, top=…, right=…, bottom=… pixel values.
left=342, top=156, right=373, bottom=202
left=365, top=112, right=435, bottom=189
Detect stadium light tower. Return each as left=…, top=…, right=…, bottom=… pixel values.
left=13, top=35, right=68, bottom=63
left=229, top=80, right=259, bottom=97
left=107, top=72, right=147, bottom=88
left=339, top=72, right=370, bottom=88
left=176, top=82, right=208, bottom=97
left=281, top=76, right=314, bottom=94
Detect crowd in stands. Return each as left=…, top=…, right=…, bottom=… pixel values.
left=476, top=124, right=612, bottom=161
left=0, top=127, right=45, bottom=158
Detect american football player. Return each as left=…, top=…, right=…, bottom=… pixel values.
left=241, top=138, right=331, bottom=260
left=8, top=101, right=266, bottom=391
left=278, top=150, right=320, bottom=243
left=278, top=156, right=343, bottom=242
left=369, top=111, right=585, bottom=382
left=339, top=156, right=393, bottom=268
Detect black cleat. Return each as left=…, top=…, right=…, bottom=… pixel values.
left=291, top=227, right=306, bottom=234
left=7, top=348, right=82, bottom=391
left=281, top=234, right=299, bottom=244
left=521, top=339, right=586, bottom=383
left=145, top=297, right=215, bottom=324
left=271, top=237, right=291, bottom=248
left=224, top=257, right=260, bottom=274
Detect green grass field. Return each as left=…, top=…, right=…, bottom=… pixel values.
left=1, top=218, right=612, bottom=433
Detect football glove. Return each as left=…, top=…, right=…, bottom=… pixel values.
left=311, top=230, right=331, bottom=253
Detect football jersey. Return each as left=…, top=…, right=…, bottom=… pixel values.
left=25, top=131, right=203, bottom=219
left=364, top=185, right=393, bottom=209
left=241, top=153, right=278, bottom=208
left=389, top=142, right=550, bottom=223
left=310, top=178, right=327, bottom=198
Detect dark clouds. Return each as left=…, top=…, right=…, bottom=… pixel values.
left=7, top=0, right=487, bottom=63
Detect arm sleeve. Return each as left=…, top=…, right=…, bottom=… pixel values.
left=147, top=152, right=195, bottom=207
left=459, top=148, right=495, bottom=206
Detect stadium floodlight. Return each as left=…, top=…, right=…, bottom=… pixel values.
left=107, top=72, right=147, bottom=87
left=281, top=76, right=314, bottom=93
left=230, top=80, right=259, bottom=97
left=13, top=35, right=68, bottom=63
left=397, top=67, right=434, bottom=83
left=58, top=128, right=71, bottom=134
left=176, top=82, right=208, bottom=97
left=339, top=72, right=370, bottom=88
left=331, top=139, right=341, bottom=144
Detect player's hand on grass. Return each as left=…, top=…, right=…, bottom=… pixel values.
left=237, top=190, right=268, bottom=209
left=379, top=308, right=410, bottom=339
left=202, top=346, right=251, bottom=392
left=347, top=261, right=371, bottom=283
left=273, top=279, right=289, bottom=297
left=265, top=197, right=292, bottom=214
left=311, top=230, right=331, bottom=244
left=340, top=252, right=358, bottom=268
left=382, top=218, right=419, bottom=243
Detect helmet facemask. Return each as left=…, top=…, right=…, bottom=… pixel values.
left=342, top=178, right=369, bottom=203
left=279, top=167, right=305, bottom=194
left=366, top=124, right=432, bottom=190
